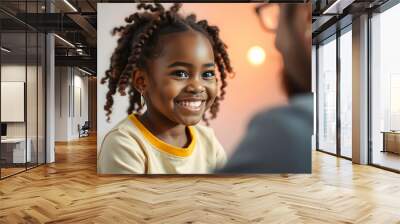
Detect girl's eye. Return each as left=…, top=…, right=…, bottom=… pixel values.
left=171, top=70, right=189, bottom=79
left=202, top=71, right=216, bottom=79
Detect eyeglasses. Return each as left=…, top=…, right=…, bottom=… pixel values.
left=255, top=4, right=280, bottom=32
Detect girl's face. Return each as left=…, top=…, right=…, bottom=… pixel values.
left=139, top=30, right=218, bottom=126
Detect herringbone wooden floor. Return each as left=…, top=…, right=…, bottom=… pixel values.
left=1, top=135, right=400, bottom=223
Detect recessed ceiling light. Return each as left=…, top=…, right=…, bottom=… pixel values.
left=1, top=47, right=11, bottom=53
left=63, top=0, right=78, bottom=12
left=54, top=34, right=75, bottom=48
left=78, top=67, right=92, bottom=76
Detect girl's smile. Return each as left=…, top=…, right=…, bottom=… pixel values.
left=174, top=98, right=206, bottom=112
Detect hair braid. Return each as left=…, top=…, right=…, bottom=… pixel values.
left=102, top=4, right=164, bottom=121
left=195, top=19, right=233, bottom=121
left=119, top=14, right=162, bottom=92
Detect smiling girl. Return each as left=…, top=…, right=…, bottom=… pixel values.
left=98, top=3, right=234, bottom=174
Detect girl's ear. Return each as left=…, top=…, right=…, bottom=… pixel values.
left=132, top=69, right=147, bottom=94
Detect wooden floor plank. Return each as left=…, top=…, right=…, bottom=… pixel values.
left=0, top=135, right=399, bottom=223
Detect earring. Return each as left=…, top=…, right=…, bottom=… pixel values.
left=139, top=91, right=145, bottom=108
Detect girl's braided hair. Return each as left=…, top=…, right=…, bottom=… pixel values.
left=101, top=3, right=233, bottom=124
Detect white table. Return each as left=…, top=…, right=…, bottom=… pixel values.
left=1, top=138, right=31, bottom=163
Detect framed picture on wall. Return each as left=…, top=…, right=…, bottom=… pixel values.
left=1, top=81, right=25, bottom=122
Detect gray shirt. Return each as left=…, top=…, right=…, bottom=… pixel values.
left=218, top=93, right=313, bottom=173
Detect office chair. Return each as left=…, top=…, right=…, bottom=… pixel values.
left=79, top=121, right=90, bottom=138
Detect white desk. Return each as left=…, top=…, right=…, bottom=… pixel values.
left=1, top=138, right=31, bottom=163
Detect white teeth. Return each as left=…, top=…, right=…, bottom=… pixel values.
left=189, top=101, right=202, bottom=107
left=177, top=100, right=203, bottom=110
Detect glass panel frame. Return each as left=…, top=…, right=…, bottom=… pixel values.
left=339, top=26, right=353, bottom=159
left=317, top=34, right=337, bottom=155
left=0, top=29, right=28, bottom=178
left=315, top=25, right=353, bottom=160
left=0, top=0, right=47, bottom=180
left=370, top=2, right=400, bottom=172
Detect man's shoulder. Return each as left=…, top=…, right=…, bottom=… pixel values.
left=251, top=95, right=313, bottom=129
left=248, top=106, right=312, bottom=141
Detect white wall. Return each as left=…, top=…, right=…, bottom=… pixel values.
left=72, top=73, right=89, bottom=138
left=55, top=67, right=89, bottom=141
left=1, top=65, right=27, bottom=139
left=55, top=67, right=69, bottom=141
left=1, top=64, right=46, bottom=163
left=1, top=65, right=35, bottom=137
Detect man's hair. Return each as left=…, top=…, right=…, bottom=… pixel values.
left=281, top=4, right=311, bottom=97
left=101, top=3, right=234, bottom=123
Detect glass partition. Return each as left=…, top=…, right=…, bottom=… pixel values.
left=0, top=1, right=46, bottom=179
left=339, top=27, right=352, bottom=158
left=1, top=31, right=28, bottom=178
left=317, top=35, right=337, bottom=154
left=27, top=31, right=38, bottom=169
left=371, top=3, right=400, bottom=171
left=38, top=32, right=45, bottom=165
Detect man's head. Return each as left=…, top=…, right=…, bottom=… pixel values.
left=275, top=4, right=311, bottom=97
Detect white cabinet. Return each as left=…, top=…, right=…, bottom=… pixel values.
left=1, top=138, right=32, bottom=163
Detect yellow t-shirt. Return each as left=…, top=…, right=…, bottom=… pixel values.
left=98, top=114, right=226, bottom=174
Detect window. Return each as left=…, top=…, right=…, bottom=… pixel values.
left=339, top=28, right=352, bottom=158
left=370, top=2, right=400, bottom=171
left=317, top=36, right=337, bottom=154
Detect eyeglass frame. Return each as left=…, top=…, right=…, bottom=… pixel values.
left=255, top=4, right=279, bottom=33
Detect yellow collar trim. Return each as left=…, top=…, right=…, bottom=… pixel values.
left=128, top=114, right=196, bottom=157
